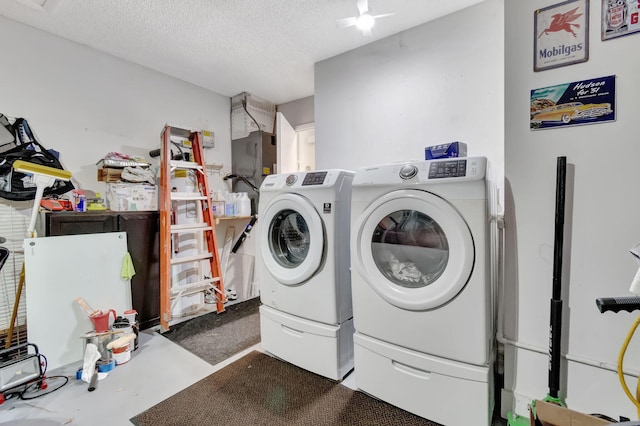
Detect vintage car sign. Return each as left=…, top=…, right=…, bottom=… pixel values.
left=530, top=75, right=616, bottom=130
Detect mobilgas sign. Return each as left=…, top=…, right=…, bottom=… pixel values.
left=534, top=0, right=589, bottom=71
left=538, top=42, right=584, bottom=59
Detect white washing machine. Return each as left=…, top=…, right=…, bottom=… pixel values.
left=257, top=169, right=355, bottom=380
left=350, top=157, right=498, bottom=426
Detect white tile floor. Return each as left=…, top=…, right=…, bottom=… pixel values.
left=0, top=330, right=357, bottom=425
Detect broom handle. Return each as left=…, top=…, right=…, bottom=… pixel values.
left=27, top=184, right=46, bottom=237
left=549, top=156, right=567, bottom=399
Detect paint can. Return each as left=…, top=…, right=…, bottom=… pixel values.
left=113, top=315, right=138, bottom=351
left=122, top=310, right=139, bottom=351
left=112, top=346, right=131, bottom=365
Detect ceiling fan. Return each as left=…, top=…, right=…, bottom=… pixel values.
left=337, top=0, right=395, bottom=36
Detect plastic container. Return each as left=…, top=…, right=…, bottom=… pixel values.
left=232, top=193, right=240, bottom=216
left=211, top=191, right=225, bottom=217
left=72, top=190, right=86, bottom=212
left=237, top=192, right=251, bottom=216
left=225, top=192, right=235, bottom=217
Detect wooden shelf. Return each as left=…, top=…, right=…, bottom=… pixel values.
left=215, top=216, right=252, bottom=224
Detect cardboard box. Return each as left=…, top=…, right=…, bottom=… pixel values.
left=531, top=400, right=610, bottom=426
left=106, top=183, right=158, bottom=211
left=97, top=167, right=123, bottom=183
left=425, top=142, right=467, bottom=159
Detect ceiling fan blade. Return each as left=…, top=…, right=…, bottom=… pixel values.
left=336, top=17, right=358, bottom=28
left=373, top=12, right=395, bottom=19
left=356, top=0, right=369, bottom=16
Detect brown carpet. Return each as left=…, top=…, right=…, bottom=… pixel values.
left=161, top=298, right=261, bottom=366
left=131, top=351, right=442, bottom=426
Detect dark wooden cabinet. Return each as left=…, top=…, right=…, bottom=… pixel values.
left=44, top=211, right=117, bottom=235
left=41, top=211, right=160, bottom=330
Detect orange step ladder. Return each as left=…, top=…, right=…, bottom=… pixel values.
left=159, top=125, right=225, bottom=331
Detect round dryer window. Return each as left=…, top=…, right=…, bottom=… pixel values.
left=270, top=209, right=310, bottom=267
left=353, top=189, right=474, bottom=310
left=260, top=193, right=325, bottom=285
left=372, top=209, right=449, bottom=288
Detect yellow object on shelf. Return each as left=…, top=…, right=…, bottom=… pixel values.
left=87, top=204, right=106, bottom=210
left=87, top=192, right=107, bottom=210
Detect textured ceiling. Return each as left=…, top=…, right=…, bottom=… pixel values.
left=1, top=0, right=486, bottom=104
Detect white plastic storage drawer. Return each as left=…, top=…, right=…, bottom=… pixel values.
left=353, top=333, right=493, bottom=426
left=259, top=305, right=354, bottom=380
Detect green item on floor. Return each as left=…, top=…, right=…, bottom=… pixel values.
left=506, top=412, right=529, bottom=426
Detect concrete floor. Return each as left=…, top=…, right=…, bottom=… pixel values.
left=0, top=330, right=250, bottom=425
left=0, top=330, right=358, bottom=426
left=0, top=310, right=508, bottom=426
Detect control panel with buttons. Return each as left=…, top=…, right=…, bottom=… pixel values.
left=302, top=171, right=328, bottom=186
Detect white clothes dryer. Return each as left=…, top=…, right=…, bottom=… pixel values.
left=257, top=169, right=355, bottom=380
left=350, top=157, right=498, bottom=426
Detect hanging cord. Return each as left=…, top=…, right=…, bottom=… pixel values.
left=170, top=141, right=185, bottom=160
left=242, top=93, right=262, bottom=133
left=222, top=173, right=260, bottom=194
left=148, top=141, right=185, bottom=160
left=617, top=314, right=640, bottom=417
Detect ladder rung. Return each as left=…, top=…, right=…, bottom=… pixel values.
left=171, top=278, right=220, bottom=296
left=171, top=287, right=206, bottom=298
left=170, top=223, right=212, bottom=233
left=171, top=284, right=207, bottom=297
left=171, top=192, right=207, bottom=201
left=171, top=252, right=213, bottom=265
left=170, top=160, right=204, bottom=171
left=208, top=283, right=226, bottom=296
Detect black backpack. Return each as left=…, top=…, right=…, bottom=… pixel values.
left=0, top=115, right=74, bottom=201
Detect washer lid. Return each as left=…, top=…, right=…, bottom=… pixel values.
left=353, top=189, right=474, bottom=310
left=259, top=193, right=324, bottom=285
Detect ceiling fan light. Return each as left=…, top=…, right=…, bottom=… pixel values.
left=355, top=13, right=375, bottom=31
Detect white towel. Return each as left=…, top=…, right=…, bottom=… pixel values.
left=81, top=343, right=101, bottom=383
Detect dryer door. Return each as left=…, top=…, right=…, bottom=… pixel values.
left=353, top=189, right=474, bottom=310
left=259, top=193, right=324, bottom=285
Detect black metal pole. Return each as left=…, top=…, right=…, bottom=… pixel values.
left=548, top=156, right=566, bottom=399
left=231, top=215, right=258, bottom=254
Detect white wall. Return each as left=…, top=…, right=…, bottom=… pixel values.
left=315, top=0, right=504, bottom=199
left=8, top=2, right=635, bottom=419
left=504, top=2, right=640, bottom=420
left=0, top=17, right=232, bottom=197
left=277, top=96, right=314, bottom=128
left=0, top=17, right=235, bottom=329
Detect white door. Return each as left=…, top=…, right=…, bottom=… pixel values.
left=276, top=112, right=297, bottom=174
left=352, top=189, right=475, bottom=310
left=259, top=193, right=325, bottom=285
left=296, top=123, right=315, bottom=172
